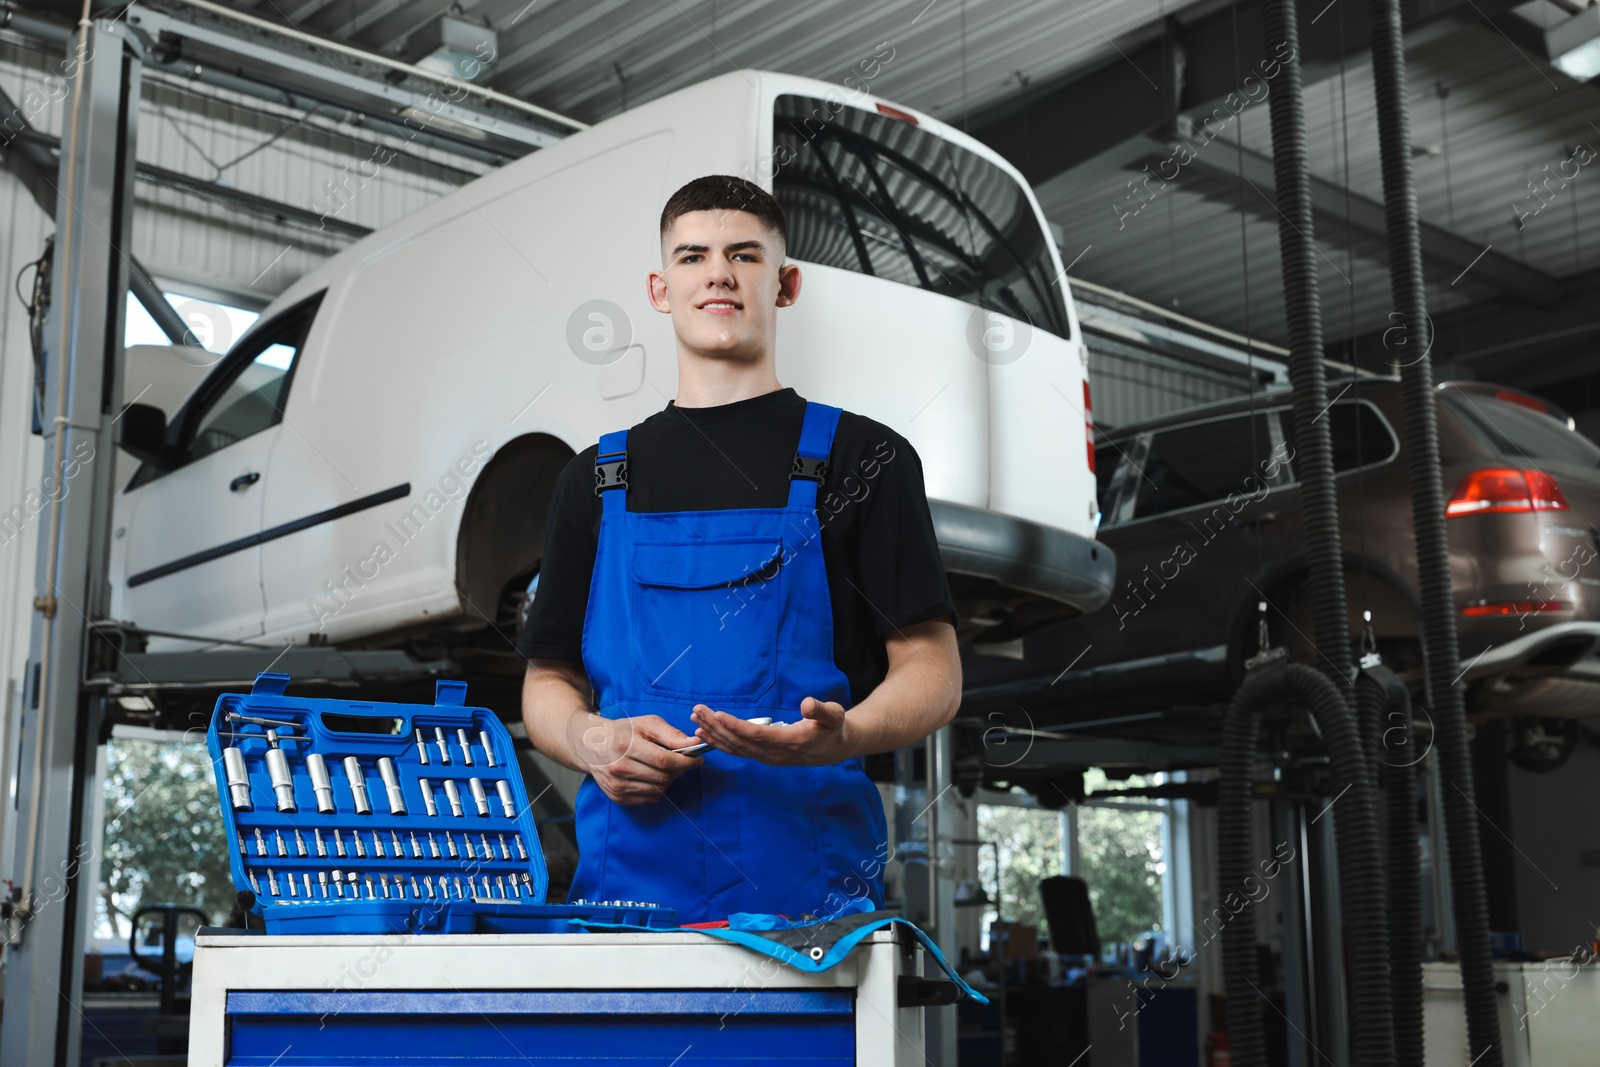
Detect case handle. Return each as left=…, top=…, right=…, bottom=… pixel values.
left=251, top=672, right=291, bottom=697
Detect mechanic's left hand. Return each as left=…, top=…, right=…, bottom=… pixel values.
left=688, top=697, right=856, bottom=766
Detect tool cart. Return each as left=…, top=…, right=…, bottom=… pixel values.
left=188, top=672, right=953, bottom=1065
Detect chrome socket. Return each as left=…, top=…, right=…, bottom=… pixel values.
left=377, top=757, right=407, bottom=815
left=468, top=777, right=490, bottom=817
left=306, top=753, right=336, bottom=814
left=443, top=779, right=464, bottom=817
left=496, top=780, right=516, bottom=818
left=222, top=746, right=252, bottom=810
left=480, top=730, right=496, bottom=767
left=265, top=744, right=296, bottom=813
left=343, top=756, right=371, bottom=815
left=418, top=778, right=438, bottom=817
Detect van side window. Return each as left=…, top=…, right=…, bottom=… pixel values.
left=176, top=295, right=321, bottom=468
left=1131, top=414, right=1277, bottom=519
left=184, top=342, right=297, bottom=464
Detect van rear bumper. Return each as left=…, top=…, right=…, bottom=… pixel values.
left=929, top=500, right=1115, bottom=622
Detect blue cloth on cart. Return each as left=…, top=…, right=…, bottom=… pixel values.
left=572, top=905, right=989, bottom=1005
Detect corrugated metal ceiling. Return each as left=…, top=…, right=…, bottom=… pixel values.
left=1044, top=20, right=1593, bottom=351
left=203, top=1, right=1598, bottom=355
left=233, top=0, right=1177, bottom=126
left=1228, top=23, right=1598, bottom=280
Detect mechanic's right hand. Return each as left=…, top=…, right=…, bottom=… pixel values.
left=573, top=713, right=704, bottom=805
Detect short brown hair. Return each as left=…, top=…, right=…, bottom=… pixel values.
left=660, top=175, right=787, bottom=251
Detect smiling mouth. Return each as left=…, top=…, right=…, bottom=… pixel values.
left=697, top=299, right=742, bottom=311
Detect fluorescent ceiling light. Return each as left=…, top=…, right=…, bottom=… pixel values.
left=1511, top=1, right=1600, bottom=82
left=403, top=13, right=498, bottom=83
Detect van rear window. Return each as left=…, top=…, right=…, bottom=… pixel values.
left=771, top=94, right=1068, bottom=339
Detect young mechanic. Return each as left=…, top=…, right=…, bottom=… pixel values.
left=518, top=175, right=961, bottom=925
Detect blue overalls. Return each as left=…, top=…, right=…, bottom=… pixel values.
left=570, top=400, right=889, bottom=924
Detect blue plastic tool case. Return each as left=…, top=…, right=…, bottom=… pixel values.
left=206, top=672, right=677, bottom=935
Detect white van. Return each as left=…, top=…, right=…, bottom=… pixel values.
left=109, top=70, right=1114, bottom=660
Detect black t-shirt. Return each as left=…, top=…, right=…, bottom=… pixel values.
left=515, top=387, right=957, bottom=706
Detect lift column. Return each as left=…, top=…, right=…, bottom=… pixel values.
left=1, top=19, right=141, bottom=1067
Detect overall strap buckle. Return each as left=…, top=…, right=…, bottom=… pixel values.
left=598, top=425, right=627, bottom=495
left=594, top=455, right=628, bottom=494
left=594, top=430, right=629, bottom=496
left=790, top=454, right=829, bottom=482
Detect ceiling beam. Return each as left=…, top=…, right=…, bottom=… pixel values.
left=1173, top=138, right=1562, bottom=307
left=967, top=0, right=1518, bottom=190
left=120, top=1, right=581, bottom=156
left=1336, top=266, right=1600, bottom=384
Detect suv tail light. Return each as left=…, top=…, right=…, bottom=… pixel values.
left=1445, top=468, right=1570, bottom=516
left=1083, top=380, right=1096, bottom=475
left=1462, top=600, right=1571, bottom=617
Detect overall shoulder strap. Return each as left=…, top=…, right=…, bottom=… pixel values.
left=595, top=428, right=629, bottom=516
left=787, top=402, right=842, bottom=509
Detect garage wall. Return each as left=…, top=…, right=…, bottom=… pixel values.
left=1507, top=741, right=1600, bottom=956
left=130, top=70, right=478, bottom=302
left=1086, top=331, right=1260, bottom=430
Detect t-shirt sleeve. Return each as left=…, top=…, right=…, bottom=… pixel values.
left=514, top=447, right=598, bottom=663
left=841, top=430, right=958, bottom=637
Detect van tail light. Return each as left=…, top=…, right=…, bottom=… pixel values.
left=1083, top=380, right=1096, bottom=474
left=1445, top=468, right=1570, bottom=516
left=875, top=102, right=920, bottom=125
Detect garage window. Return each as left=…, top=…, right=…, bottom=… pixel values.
left=771, top=94, right=1068, bottom=339
left=976, top=772, right=1188, bottom=953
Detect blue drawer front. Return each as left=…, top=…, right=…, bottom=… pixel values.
left=226, top=989, right=856, bottom=1064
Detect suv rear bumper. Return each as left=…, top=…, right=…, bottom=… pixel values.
left=929, top=500, right=1115, bottom=617
left=1462, top=621, right=1600, bottom=682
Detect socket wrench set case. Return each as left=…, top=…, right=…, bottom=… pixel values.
left=206, top=672, right=678, bottom=935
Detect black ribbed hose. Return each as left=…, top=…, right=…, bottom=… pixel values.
left=1219, top=664, right=1394, bottom=1067
left=1262, top=0, right=1353, bottom=697
left=1262, top=1, right=1393, bottom=1057
left=1359, top=665, right=1424, bottom=1066
left=1364, top=0, right=1504, bottom=1061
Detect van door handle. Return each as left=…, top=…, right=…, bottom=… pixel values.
left=230, top=471, right=261, bottom=492
left=1232, top=510, right=1278, bottom=529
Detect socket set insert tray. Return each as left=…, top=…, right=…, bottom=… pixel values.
left=206, top=672, right=676, bottom=935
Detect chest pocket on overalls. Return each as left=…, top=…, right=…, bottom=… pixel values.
left=629, top=538, right=786, bottom=703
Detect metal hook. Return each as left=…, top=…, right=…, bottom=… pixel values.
left=1359, top=609, right=1382, bottom=668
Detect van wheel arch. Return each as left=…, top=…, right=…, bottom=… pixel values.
left=455, top=433, right=574, bottom=634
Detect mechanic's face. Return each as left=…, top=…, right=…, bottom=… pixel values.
left=649, top=208, right=800, bottom=363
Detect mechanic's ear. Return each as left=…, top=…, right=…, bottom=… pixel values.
left=776, top=262, right=802, bottom=308
left=647, top=268, right=672, bottom=314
